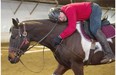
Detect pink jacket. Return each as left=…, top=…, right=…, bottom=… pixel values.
left=59, top=2, right=92, bottom=39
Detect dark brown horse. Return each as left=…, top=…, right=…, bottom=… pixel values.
left=8, top=18, right=115, bottom=75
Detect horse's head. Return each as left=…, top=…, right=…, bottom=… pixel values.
left=8, top=18, right=30, bottom=64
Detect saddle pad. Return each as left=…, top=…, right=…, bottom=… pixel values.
left=81, top=24, right=115, bottom=41
left=102, top=25, right=115, bottom=38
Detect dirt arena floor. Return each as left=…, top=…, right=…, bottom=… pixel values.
left=1, top=43, right=115, bottom=75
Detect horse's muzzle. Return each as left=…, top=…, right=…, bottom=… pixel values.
left=8, top=55, right=20, bottom=64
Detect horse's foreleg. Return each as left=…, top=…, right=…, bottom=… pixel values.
left=53, top=64, right=69, bottom=75
left=71, top=61, right=84, bottom=75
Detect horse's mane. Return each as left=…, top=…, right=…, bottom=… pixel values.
left=21, top=19, right=68, bottom=27
left=17, top=19, right=68, bottom=35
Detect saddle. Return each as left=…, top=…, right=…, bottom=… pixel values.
left=81, top=18, right=115, bottom=41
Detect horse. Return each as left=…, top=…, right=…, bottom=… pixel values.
left=8, top=18, right=115, bottom=75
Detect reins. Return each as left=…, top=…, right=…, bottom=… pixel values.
left=19, top=21, right=58, bottom=73
left=19, top=46, right=46, bottom=73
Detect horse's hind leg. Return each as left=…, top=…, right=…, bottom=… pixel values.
left=53, top=64, right=69, bottom=75
left=71, top=61, right=84, bottom=75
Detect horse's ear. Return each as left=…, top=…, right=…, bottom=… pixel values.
left=12, top=18, right=19, bottom=28
left=16, top=18, right=19, bottom=23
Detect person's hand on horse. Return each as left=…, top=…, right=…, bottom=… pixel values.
left=53, top=36, right=62, bottom=47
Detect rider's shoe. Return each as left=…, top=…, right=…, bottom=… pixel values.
left=100, top=54, right=115, bottom=64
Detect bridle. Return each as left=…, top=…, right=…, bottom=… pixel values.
left=9, top=21, right=58, bottom=72
left=9, top=21, right=58, bottom=59
left=9, top=23, right=29, bottom=57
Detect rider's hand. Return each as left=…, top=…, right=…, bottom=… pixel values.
left=53, top=36, right=62, bottom=47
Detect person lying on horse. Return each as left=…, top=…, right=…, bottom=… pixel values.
left=48, top=2, right=115, bottom=64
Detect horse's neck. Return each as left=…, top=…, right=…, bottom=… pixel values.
left=25, top=20, right=67, bottom=49
left=38, top=24, right=66, bottom=49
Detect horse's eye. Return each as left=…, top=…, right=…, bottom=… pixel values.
left=11, top=35, right=15, bottom=39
